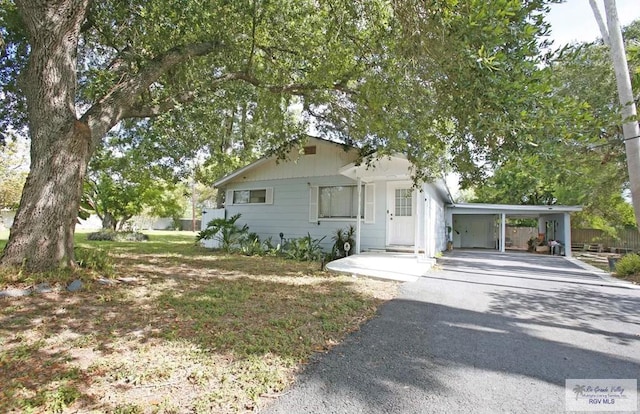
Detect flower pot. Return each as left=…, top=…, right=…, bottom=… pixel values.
left=535, top=245, right=550, bottom=253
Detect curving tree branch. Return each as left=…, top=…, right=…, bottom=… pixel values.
left=81, top=41, right=223, bottom=144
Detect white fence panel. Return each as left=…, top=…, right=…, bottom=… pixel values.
left=200, top=208, right=226, bottom=249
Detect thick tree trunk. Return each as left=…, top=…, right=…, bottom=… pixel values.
left=0, top=0, right=91, bottom=271
left=102, top=212, right=117, bottom=231
left=116, top=216, right=131, bottom=231
left=0, top=2, right=221, bottom=272
left=602, top=1, right=640, bottom=229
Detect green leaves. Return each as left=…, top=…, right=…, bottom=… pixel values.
left=84, top=141, right=188, bottom=230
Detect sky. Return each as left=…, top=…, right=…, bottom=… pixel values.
left=546, top=0, right=640, bottom=47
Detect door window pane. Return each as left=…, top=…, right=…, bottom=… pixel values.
left=395, top=189, right=412, bottom=216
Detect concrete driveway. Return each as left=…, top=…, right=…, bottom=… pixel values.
left=262, top=250, right=640, bottom=413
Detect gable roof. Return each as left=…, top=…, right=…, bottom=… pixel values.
left=213, top=136, right=357, bottom=187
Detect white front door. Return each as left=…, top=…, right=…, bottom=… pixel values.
left=387, top=182, right=415, bottom=246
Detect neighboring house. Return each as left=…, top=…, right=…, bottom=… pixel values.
left=213, top=137, right=581, bottom=258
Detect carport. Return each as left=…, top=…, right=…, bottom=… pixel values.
left=445, top=203, right=582, bottom=257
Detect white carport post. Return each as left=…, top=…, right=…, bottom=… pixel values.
left=564, top=212, right=572, bottom=258
left=500, top=213, right=506, bottom=253
left=356, top=177, right=362, bottom=254
left=414, top=187, right=420, bottom=257
left=422, top=185, right=429, bottom=261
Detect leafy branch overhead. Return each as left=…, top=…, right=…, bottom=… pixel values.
left=0, top=0, right=599, bottom=271
left=473, top=19, right=640, bottom=233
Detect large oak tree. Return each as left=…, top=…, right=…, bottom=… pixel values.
left=1, top=0, right=560, bottom=271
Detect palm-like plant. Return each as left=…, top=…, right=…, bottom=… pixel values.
left=331, top=225, right=356, bottom=259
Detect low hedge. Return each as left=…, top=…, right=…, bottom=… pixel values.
left=614, top=253, right=640, bottom=276
left=87, top=230, right=149, bottom=242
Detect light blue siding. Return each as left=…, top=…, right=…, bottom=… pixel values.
left=423, top=183, right=447, bottom=253
left=225, top=178, right=449, bottom=255
left=419, top=183, right=448, bottom=255
left=225, top=176, right=387, bottom=251
left=540, top=213, right=566, bottom=243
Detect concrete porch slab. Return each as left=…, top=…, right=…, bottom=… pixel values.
left=326, top=252, right=435, bottom=282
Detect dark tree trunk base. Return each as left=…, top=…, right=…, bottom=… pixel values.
left=0, top=121, right=91, bottom=271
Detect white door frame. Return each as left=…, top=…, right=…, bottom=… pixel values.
left=386, top=181, right=416, bottom=246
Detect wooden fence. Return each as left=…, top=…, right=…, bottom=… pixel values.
left=505, top=227, right=640, bottom=252
left=571, top=228, right=640, bottom=251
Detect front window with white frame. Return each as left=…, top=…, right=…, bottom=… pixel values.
left=309, top=184, right=374, bottom=223
left=319, top=186, right=364, bottom=219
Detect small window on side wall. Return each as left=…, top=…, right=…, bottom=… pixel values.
left=227, top=188, right=273, bottom=205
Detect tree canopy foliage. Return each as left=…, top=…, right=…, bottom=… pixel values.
left=473, top=19, right=640, bottom=233
left=83, top=143, right=186, bottom=231
left=0, top=0, right=583, bottom=270
left=1, top=0, right=565, bottom=176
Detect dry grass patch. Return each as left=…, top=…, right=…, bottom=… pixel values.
left=0, top=232, right=397, bottom=413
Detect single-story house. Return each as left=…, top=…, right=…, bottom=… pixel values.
left=211, top=137, right=581, bottom=258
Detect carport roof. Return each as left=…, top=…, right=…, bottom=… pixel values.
left=448, top=203, right=582, bottom=216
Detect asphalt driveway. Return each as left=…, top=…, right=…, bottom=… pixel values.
left=262, top=251, right=640, bottom=414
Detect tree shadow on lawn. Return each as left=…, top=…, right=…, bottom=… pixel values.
left=263, top=295, right=640, bottom=414
left=76, top=239, right=207, bottom=257
left=114, top=252, right=324, bottom=278
left=0, top=268, right=383, bottom=412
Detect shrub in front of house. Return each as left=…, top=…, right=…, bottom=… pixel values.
left=87, top=230, right=149, bottom=242
left=329, top=226, right=355, bottom=260
left=197, top=213, right=248, bottom=252
left=614, top=253, right=640, bottom=276
left=198, top=214, right=328, bottom=261
left=283, top=233, right=325, bottom=262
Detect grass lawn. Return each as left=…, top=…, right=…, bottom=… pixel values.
left=574, top=251, right=640, bottom=284
left=0, top=229, right=8, bottom=250
left=0, top=230, right=398, bottom=413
